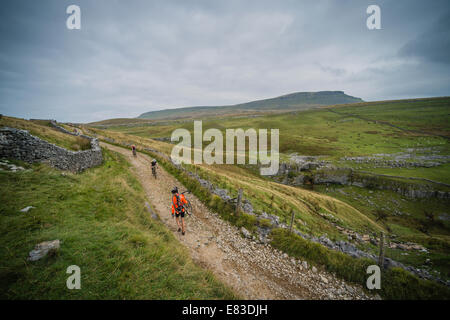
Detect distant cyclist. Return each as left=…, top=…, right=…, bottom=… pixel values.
left=131, top=145, right=137, bottom=157
left=151, top=159, right=157, bottom=178
left=171, top=186, right=187, bottom=235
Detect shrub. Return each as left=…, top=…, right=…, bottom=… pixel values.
left=287, top=171, right=297, bottom=179
left=375, top=209, right=388, bottom=222
left=71, top=136, right=91, bottom=151
left=236, top=214, right=257, bottom=232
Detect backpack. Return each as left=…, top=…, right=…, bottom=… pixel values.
left=174, top=193, right=183, bottom=213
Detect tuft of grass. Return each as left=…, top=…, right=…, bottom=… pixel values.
left=70, top=136, right=91, bottom=151
left=258, top=218, right=273, bottom=229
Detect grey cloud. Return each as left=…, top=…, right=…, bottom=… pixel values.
left=399, top=12, right=450, bottom=64
left=0, top=0, right=449, bottom=122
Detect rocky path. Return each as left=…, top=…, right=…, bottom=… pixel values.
left=101, top=142, right=376, bottom=300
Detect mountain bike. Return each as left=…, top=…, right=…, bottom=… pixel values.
left=181, top=190, right=193, bottom=216
left=151, top=166, right=157, bottom=179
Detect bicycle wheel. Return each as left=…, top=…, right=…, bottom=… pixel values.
left=185, top=200, right=193, bottom=216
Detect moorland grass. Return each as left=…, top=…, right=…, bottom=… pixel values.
left=0, top=149, right=237, bottom=299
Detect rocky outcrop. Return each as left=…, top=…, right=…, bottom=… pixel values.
left=352, top=173, right=450, bottom=199
left=145, top=201, right=159, bottom=220
left=278, top=156, right=330, bottom=176
left=341, top=149, right=450, bottom=169
left=277, top=166, right=450, bottom=199
left=0, top=159, right=26, bottom=172
left=0, top=126, right=102, bottom=173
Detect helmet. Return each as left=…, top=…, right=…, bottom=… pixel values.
left=171, top=186, right=178, bottom=194
left=152, top=159, right=157, bottom=164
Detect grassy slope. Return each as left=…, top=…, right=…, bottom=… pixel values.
left=331, top=97, right=450, bottom=137
left=0, top=120, right=236, bottom=299
left=84, top=126, right=384, bottom=240
left=85, top=97, right=450, bottom=298
left=197, top=164, right=384, bottom=238
left=100, top=133, right=450, bottom=300
left=315, top=184, right=450, bottom=280
left=85, top=124, right=449, bottom=249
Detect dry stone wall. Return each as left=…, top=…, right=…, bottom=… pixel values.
left=0, top=125, right=102, bottom=172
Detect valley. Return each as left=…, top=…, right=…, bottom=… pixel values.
left=87, top=97, right=450, bottom=290
left=1, top=96, right=449, bottom=300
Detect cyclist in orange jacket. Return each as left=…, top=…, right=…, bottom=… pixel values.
left=171, top=186, right=187, bottom=235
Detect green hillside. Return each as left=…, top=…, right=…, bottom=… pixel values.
left=93, top=96, right=450, bottom=285
left=0, top=118, right=236, bottom=299
left=106, top=97, right=450, bottom=183
left=84, top=118, right=450, bottom=299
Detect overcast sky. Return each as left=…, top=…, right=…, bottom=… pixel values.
left=0, top=0, right=449, bottom=122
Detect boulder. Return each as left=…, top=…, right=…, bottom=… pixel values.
left=242, top=200, right=254, bottom=215
left=240, top=227, right=252, bottom=239
left=302, top=261, right=308, bottom=269
left=20, top=206, right=35, bottom=213
left=28, top=240, right=60, bottom=261
left=145, top=202, right=159, bottom=220
left=213, top=187, right=231, bottom=201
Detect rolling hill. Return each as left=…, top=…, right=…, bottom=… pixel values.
left=138, top=91, right=364, bottom=120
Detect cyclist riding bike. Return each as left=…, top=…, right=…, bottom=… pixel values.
left=151, top=159, right=157, bottom=178
left=131, top=145, right=137, bottom=157
left=171, top=186, right=187, bottom=235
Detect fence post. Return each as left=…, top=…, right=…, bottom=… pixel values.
left=289, top=209, right=295, bottom=233
left=235, top=188, right=243, bottom=216
left=378, top=231, right=385, bottom=269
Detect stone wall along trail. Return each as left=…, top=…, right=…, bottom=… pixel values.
left=101, top=142, right=375, bottom=300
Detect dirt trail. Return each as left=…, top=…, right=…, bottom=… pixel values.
left=101, top=142, right=374, bottom=300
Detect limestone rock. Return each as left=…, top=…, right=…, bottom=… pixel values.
left=28, top=240, right=60, bottom=261
left=240, top=227, right=252, bottom=239
left=20, top=206, right=35, bottom=213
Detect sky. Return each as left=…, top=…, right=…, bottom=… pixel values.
left=0, top=0, right=449, bottom=123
